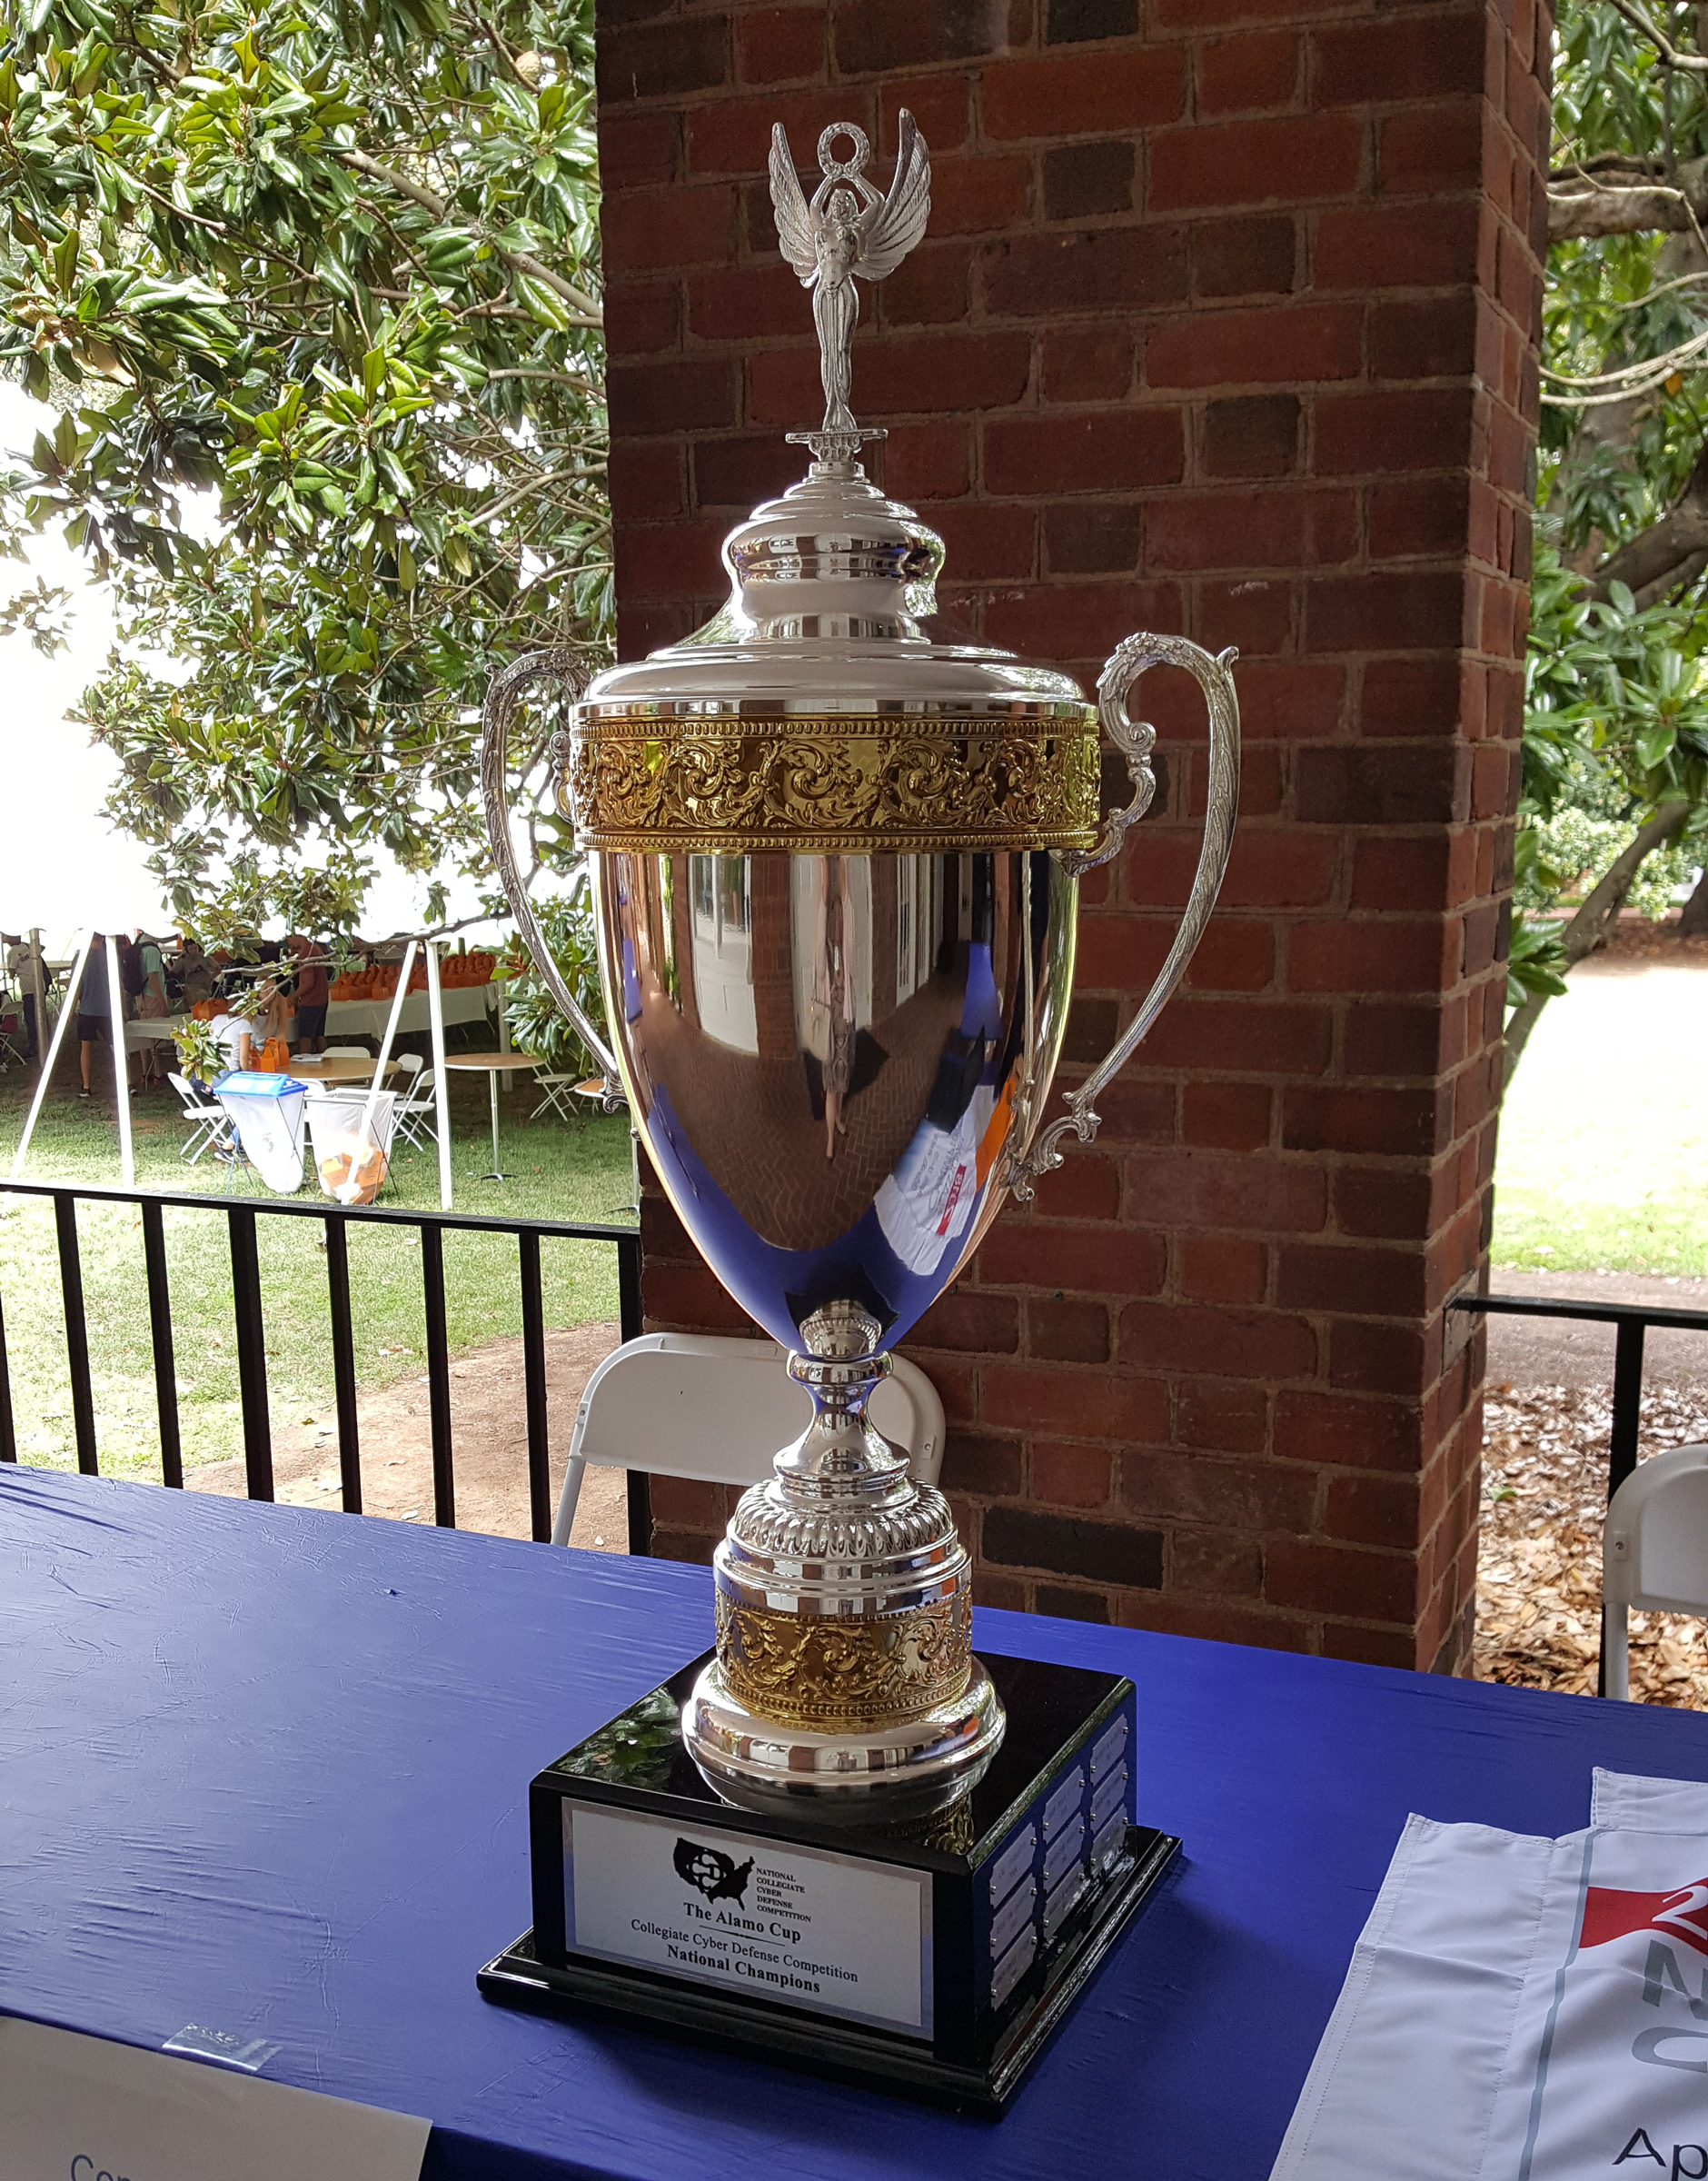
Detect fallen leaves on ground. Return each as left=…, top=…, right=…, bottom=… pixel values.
left=1476, top=1382, right=1708, bottom=1705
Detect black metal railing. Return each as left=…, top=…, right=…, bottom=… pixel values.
left=0, top=1180, right=646, bottom=1550
left=1455, top=1289, right=1708, bottom=1690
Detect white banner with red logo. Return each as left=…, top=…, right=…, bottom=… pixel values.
left=1272, top=1769, right=1708, bottom=2181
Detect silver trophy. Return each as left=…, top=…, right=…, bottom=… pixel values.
left=483, top=113, right=1239, bottom=1820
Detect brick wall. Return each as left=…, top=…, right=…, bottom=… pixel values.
left=594, top=0, right=1548, bottom=1670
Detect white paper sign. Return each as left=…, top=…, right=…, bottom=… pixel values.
left=1483, top=1823, right=1708, bottom=2180
left=875, top=1097, right=988, bottom=1278
left=566, top=1802, right=932, bottom=2037
left=1271, top=1768, right=1708, bottom=2181
left=0, top=2016, right=430, bottom=2181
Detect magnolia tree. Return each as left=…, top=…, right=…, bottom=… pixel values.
left=0, top=0, right=608, bottom=949
left=1518, top=0, right=1708, bottom=1074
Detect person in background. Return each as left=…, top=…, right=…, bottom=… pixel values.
left=175, top=938, right=214, bottom=1009
left=4, top=935, right=38, bottom=1058
left=200, top=999, right=254, bottom=1083
left=75, top=939, right=114, bottom=1100
left=247, top=975, right=292, bottom=1069
left=132, top=931, right=171, bottom=1090
left=285, top=932, right=330, bottom=1054
left=116, top=934, right=141, bottom=1007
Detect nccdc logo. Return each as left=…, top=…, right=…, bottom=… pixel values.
left=673, top=1837, right=754, bottom=1906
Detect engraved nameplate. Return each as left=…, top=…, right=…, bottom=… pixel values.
left=1043, top=1813, right=1087, bottom=1889
left=989, top=1873, right=1037, bottom=1960
left=1091, top=1762, right=1128, bottom=1831
left=988, top=1822, right=1037, bottom=1908
left=1043, top=1863, right=1087, bottom=1943
left=1090, top=1716, right=1127, bottom=1778
left=1092, top=1808, right=1127, bottom=1874
left=1042, top=1768, right=1085, bottom=1838
left=563, top=1803, right=933, bottom=2039
left=991, top=1925, right=1037, bottom=2009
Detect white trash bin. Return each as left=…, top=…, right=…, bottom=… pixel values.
left=213, top=1071, right=309, bottom=1193
left=305, top=1089, right=399, bottom=1205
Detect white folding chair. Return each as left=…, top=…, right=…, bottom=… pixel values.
left=394, top=1065, right=439, bottom=1149
left=1604, top=1442, right=1708, bottom=1699
left=529, top=1071, right=579, bottom=1122
left=551, top=1332, right=945, bottom=1547
left=323, top=1046, right=371, bottom=1059
left=168, top=1071, right=233, bottom=1164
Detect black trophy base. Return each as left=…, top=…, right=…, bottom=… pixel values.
left=477, top=1648, right=1180, bottom=2112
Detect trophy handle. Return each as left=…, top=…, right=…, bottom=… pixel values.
left=480, top=648, right=623, bottom=1090
left=1008, top=632, right=1240, bottom=1204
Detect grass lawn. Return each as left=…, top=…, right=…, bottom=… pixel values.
left=0, top=1056, right=635, bottom=1481
left=1492, top=961, right=1708, bottom=1276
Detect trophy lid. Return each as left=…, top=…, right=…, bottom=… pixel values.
left=578, top=455, right=1089, bottom=721
left=566, top=115, right=1099, bottom=854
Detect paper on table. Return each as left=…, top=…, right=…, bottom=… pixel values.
left=1269, top=1769, right=1708, bottom=2181
left=0, top=2016, right=430, bottom=2181
left=1267, top=1813, right=1557, bottom=2181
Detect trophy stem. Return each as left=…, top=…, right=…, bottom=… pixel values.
left=776, top=1300, right=909, bottom=1496
left=683, top=1304, right=1006, bottom=1820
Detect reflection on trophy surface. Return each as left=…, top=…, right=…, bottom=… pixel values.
left=482, top=107, right=1239, bottom=1820
left=597, top=849, right=1072, bottom=1327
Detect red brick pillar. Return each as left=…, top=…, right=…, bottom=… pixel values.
left=595, top=0, right=1546, bottom=1671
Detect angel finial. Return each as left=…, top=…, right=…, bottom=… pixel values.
left=769, top=114, right=931, bottom=467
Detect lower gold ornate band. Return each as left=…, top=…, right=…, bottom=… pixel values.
left=558, top=714, right=1100, bottom=853
left=713, top=1588, right=972, bottom=1731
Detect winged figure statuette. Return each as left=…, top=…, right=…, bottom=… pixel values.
left=769, top=113, right=931, bottom=461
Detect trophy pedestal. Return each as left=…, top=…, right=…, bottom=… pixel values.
left=477, top=1648, right=1178, bottom=2111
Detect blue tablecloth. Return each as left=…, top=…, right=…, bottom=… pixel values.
left=5, top=1463, right=1708, bottom=2180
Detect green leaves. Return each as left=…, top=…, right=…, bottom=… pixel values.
left=421, top=226, right=480, bottom=276
left=1524, top=547, right=1708, bottom=812
left=1506, top=911, right=1572, bottom=1009
left=1518, top=544, right=1708, bottom=1008
left=0, top=0, right=611, bottom=936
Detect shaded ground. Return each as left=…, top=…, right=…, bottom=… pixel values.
left=1475, top=1379, right=1708, bottom=1703
left=191, top=1320, right=627, bottom=1549
left=1585, top=915, right=1708, bottom=967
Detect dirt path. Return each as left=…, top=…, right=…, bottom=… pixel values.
left=187, top=1320, right=627, bottom=1548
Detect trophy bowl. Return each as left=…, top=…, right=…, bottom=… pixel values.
left=482, top=111, right=1239, bottom=1822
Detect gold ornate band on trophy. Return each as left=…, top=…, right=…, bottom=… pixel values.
left=560, top=713, right=1100, bottom=853
left=713, top=1590, right=972, bottom=1731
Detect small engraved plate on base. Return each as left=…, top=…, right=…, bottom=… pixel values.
left=478, top=1650, right=1179, bottom=2112
left=566, top=1803, right=934, bottom=2038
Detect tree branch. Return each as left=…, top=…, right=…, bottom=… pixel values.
left=332, top=148, right=601, bottom=326
left=472, top=463, right=601, bottom=528
left=1504, top=800, right=1692, bottom=1082
left=1549, top=154, right=1708, bottom=238
left=1603, top=0, right=1708, bottom=69
left=485, top=366, right=603, bottom=394
left=1592, top=436, right=1708, bottom=604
